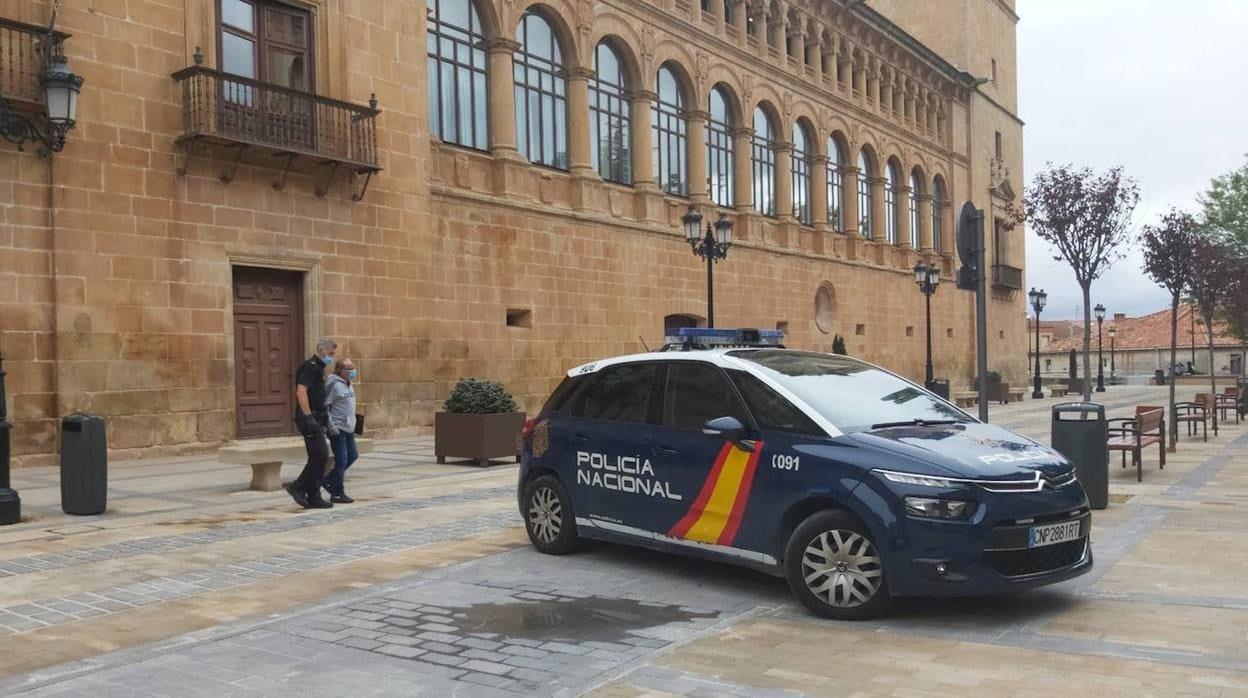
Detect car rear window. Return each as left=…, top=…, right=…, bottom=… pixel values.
left=540, top=375, right=588, bottom=416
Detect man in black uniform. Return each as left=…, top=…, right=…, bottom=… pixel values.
left=287, top=337, right=337, bottom=509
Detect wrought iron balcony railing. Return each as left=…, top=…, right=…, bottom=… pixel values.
left=0, top=18, right=67, bottom=106
left=992, top=264, right=1024, bottom=291
left=172, top=65, right=380, bottom=197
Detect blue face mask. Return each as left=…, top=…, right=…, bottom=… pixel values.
left=321, top=355, right=335, bottom=367
left=347, top=369, right=358, bottom=381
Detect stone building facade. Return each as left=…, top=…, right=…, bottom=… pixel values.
left=0, top=0, right=1026, bottom=466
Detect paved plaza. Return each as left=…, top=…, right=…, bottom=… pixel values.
left=0, top=386, right=1246, bottom=696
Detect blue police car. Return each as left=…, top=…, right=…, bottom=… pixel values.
left=518, top=328, right=1092, bottom=619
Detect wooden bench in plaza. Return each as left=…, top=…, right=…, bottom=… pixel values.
left=218, top=436, right=375, bottom=491
left=1106, top=406, right=1166, bottom=482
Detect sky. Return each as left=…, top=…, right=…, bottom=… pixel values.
left=1018, top=0, right=1248, bottom=320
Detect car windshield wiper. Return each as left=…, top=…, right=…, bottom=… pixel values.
left=869, top=419, right=964, bottom=430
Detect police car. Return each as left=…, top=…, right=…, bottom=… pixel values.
left=517, top=328, right=1092, bottom=620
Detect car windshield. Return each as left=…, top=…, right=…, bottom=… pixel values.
left=727, top=350, right=971, bottom=433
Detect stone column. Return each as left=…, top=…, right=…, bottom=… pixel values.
left=807, top=40, right=823, bottom=81
left=566, top=66, right=595, bottom=177
left=730, top=0, right=749, bottom=39
left=866, top=68, right=878, bottom=110
left=871, top=176, right=886, bottom=241
left=842, top=164, right=861, bottom=258
left=709, top=0, right=725, bottom=28
left=789, top=27, right=805, bottom=66
left=753, top=5, right=769, bottom=48
left=687, top=109, right=710, bottom=204
left=732, top=126, right=754, bottom=211
left=810, top=153, right=829, bottom=229
left=918, top=193, right=934, bottom=251
left=632, top=89, right=661, bottom=220
left=898, top=185, right=913, bottom=248
left=486, top=39, right=520, bottom=157
left=775, top=141, right=793, bottom=222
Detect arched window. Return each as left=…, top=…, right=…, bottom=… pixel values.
left=590, top=42, right=630, bottom=183
left=857, top=150, right=873, bottom=238
left=826, top=136, right=843, bottom=232
left=653, top=65, right=687, bottom=196
left=884, top=161, right=900, bottom=244
left=909, top=172, right=922, bottom=248
left=751, top=107, right=776, bottom=216
left=514, top=11, right=567, bottom=168
left=791, top=123, right=812, bottom=224
left=932, top=175, right=946, bottom=253
left=707, top=87, right=734, bottom=208
left=426, top=0, right=488, bottom=150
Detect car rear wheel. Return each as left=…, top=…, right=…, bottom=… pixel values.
left=784, top=510, right=891, bottom=620
left=522, top=475, right=579, bottom=555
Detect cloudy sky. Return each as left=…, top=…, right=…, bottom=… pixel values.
left=1019, top=0, right=1248, bottom=320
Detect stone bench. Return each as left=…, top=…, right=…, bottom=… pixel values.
left=218, top=436, right=375, bottom=491
left=952, top=391, right=978, bottom=408
left=1050, top=384, right=1069, bottom=398
left=1007, top=387, right=1026, bottom=403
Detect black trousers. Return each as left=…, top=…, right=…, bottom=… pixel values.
left=296, top=414, right=329, bottom=495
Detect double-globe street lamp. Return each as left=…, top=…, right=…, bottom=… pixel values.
left=681, top=206, right=734, bottom=328
left=1095, top=303, right=1107, bottom=392
left=1108, top=325, right=1118, bottom=384
left=1029, top=287, right=1048, bottom=399
left=913, top=261, right=940, bottom=389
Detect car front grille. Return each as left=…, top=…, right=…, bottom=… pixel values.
left=984, top=539, right=1087, bottom=578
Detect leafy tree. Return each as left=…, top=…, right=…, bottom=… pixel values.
left=1199, top=157, right=1248, bottom=255
left=1187, top=235, right=1242, bottom=399
left=1141, top=209, right=1198, bottom=447
left=1011, top=164, right=1140, bottom=401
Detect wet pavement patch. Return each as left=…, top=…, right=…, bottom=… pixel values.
left=448, top=595, right=718, bottom=643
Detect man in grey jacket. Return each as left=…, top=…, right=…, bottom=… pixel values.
left=323, top=358, right=359, bottom=504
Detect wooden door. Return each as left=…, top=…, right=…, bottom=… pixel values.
left=232, top=267, right=303, bottom=438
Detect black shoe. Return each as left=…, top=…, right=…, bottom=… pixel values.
left=330, top=493, right=354, bottom=504
left=306, top=497, right=333, bottom=509
left=284, top=484, right=309, bottom=508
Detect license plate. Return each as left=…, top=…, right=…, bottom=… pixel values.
left=1028, top=520, right=1082, bottom=548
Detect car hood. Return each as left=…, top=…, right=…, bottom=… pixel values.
left=845, top=421, right=1072, bottom=480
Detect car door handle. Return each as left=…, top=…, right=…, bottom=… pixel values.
left=572, top=434, right=590, bottom=443
left=653, top=446, right=680, bottom=456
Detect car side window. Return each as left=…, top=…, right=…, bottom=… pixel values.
left=663, top=362, right=749, bottom=430
left=580, top=364, right=660, bottom=423
left=729, top=371, right=824, bottom=436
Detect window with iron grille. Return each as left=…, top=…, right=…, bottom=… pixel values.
left=653, top=65, right=687, bottom=196
left=826, top=136, right=844, bottom=232
left=791, top=123, right=812, bottom=225
left=858, top=151, right=872, bottom=238
left=426, top=0, right=488, bottom=150
left=909, top=172, right=922, bottom=248
left=514, top=11, right=567, bottom=169
left=707, top=87, right=735, bottom=208
left=751, top=107, right=776, bottom=217
left=884, top=161, right=899, bottom=244
left=590, top=42, right=631, bottom=184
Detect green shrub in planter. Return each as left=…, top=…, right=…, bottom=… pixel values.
left=832, top=334, right=848, bottom=355
left=443, top=378, right=518, bottom=415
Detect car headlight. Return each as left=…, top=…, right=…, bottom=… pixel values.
left=904, top=497, right=975, bottom=520
left=875, top=469, right=961, bottom=489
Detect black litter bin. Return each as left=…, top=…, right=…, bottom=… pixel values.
left=926, top=379, right=950, bottom=400
left=60, top=413, right=107, bottom=515
left=1154, top=369, right=1166, bottom=386
left=1051, top=403, right=1107, bottom=510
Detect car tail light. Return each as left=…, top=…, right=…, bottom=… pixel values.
left=521, top=418, right=538, bottom=440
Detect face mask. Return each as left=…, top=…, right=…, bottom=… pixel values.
left=321, top=355, right=335, bottom=367
left=348, top=369, right=358, bottom=381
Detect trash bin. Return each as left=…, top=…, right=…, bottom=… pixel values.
left=926, top=379, right=950, bottom=400
left=1154, top=369, right=1166, bottom=386
left=1051, top=403, right=1107, bottom=510
left=60, top=413, right=107, bottom=515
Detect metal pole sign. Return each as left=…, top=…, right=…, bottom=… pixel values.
left=956, top=202, right=989, bottom=422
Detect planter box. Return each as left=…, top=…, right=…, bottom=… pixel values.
left=987, top=382, right=1010, bottom=404
left=435, top=411, right=525, bottom=467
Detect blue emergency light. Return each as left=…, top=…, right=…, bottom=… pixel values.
left=660, top=327, right=786, bottom=351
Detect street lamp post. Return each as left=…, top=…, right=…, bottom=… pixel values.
left=913, top=261, right=940, bottom=388
left=1108, top=325, right=1117, bottom=385
left=0, top=51, right=84, bottom=154
left=0, top=351, right=20, bottom=525
left=682, top=206, right=733, bottom=328
left=1094, top=303, right=1106, bottom=393
left=1029, top=288, right=1048, bottom=399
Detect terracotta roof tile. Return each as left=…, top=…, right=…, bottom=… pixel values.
left=1040, top=306, right=1243, bottom=354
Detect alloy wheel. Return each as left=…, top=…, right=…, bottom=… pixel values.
left=800, top=529, right=883, bottom=608
left=527, top=486, right=562, bottom=544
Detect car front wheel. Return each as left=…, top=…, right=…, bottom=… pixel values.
left=522, top=474, right=579, bottom=555
left=784, top=510, right=891, bottom=620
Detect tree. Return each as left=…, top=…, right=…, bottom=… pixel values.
left=1199, top=157, right=1248, bottom=255
left=1187, top=234, right=1241, bottom=400
left=1012, top=164, right=1140, bottom=401
left=1141, top=209, right=1198, bottom=448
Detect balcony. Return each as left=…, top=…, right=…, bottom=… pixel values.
left=992, top=264, right=1024, bottom=291
left=1, top=18, right=68, bottom=108
left=172, top=65, right=380, bottom=197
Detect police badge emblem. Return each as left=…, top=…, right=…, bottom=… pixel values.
left=532, top=419, right=550, bottom=457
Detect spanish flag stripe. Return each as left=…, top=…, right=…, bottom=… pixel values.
left=681, top=447, right=753, bottom=543
left=715, top=442, right=764, bottom=546
left=668, top=442, right=733, bottom=539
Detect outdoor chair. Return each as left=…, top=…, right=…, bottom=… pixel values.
left=1174, top=393, right=1218, bottom=442
left=1215, top=386, right=1242, bottom=425
left=1106, top=406, right=1166, bottom=482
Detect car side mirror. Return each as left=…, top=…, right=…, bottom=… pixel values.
left=702, top=416, right=754, bottom=451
